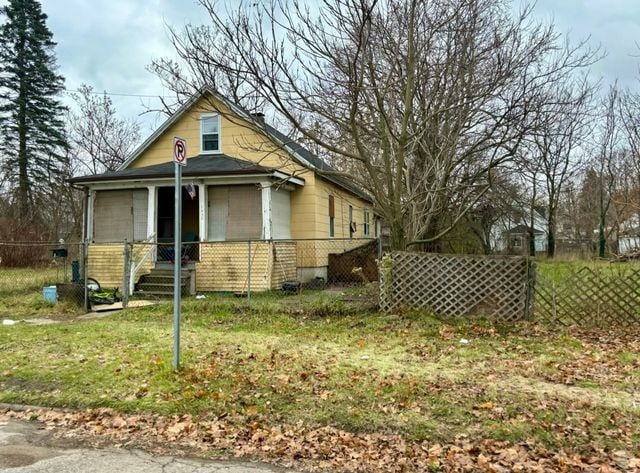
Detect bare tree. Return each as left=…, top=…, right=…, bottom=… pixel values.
left=152, top=0, right=599, bottom=249
left=464, top=172, right=527, bottom=254
left=514, top=145, right=545, bottom=257
left=530, top=77, right=596, bottom=257
left=68, top=84, right=141, bottom=175
left=619, top=89, right=640, bottom=232
left=591, top=84, right=625, bottom=257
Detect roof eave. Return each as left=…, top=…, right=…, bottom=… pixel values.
left=69, top=170, right=305, bottom=187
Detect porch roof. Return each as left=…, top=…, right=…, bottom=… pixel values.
left=70, top=154, right=304, bottom=185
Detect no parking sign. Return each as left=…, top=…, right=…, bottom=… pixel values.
left=173, top=137, right=187, bottom=166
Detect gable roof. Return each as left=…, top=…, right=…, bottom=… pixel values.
left=70, top=154, right=303, bottom=185
left=508, top=224, right=545, bottom=236
left=118, top=87, right=371, bottom=202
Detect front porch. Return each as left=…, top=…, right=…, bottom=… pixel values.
left=85, top=238, right=374, bottom=294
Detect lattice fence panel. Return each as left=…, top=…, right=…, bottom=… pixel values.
left=379, top=252, right=534, bottom=321
left=534, top=266, right=640, bottom=326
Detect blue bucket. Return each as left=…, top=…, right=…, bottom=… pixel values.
left=43, top=286, right=58, bottom=303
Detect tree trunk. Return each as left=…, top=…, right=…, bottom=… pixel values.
left=598, top=173, right=606, bottom=258
left=529, top=205, right=536, bottom=257
left=598, top=221, right=606, bottom=258
left=547, top=227, right=556, bottom=258
left=389, top=220, right=406, bottom=251
left=528, top=229, right=536, bottom=257
left=18, top=86, right=29, bottom=223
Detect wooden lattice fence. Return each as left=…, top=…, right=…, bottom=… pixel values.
left=379, top=252, right=535, bottom=321
left=534, top=265, right=640, bottom=326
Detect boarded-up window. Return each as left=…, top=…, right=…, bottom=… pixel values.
left=208, top=187, right=228, bottom=241
left=208, top=185, right=262, bottom=240
left=272, top=188, right=291, bottom=239
left=93, top=189, right=148, bottom=242
left=132, top=189, right=148, bottom=240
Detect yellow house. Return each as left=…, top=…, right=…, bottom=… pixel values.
left=70, top=88, right=377, bottom=293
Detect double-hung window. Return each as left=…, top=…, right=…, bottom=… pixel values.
left=363, top=210, right=370, bottom=236
left=201, top=114, right=220, bottom=153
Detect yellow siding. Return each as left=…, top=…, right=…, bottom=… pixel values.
left=271, top=242, right=297, bottom=288
left=88, top=244, right=124, bottom=289
left=315, top=177, right=374, bottom=240
left=296, top=239, right=371, bottom=268
left=196, top=242, right=272, bottom=292
left=132, top=96, right=307, bottom=178
left=289, top=171, right=317, bottom=238
left=127, top=93, right=375, bottom=250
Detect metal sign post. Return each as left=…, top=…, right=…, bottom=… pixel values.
left=173, top=137, right=187, bottom=370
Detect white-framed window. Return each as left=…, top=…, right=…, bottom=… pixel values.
left=201, top=113, right=221, bottom=153
left=363, top=210, right=370, bottom=236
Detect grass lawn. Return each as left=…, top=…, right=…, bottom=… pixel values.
left=1, top=291, right=638, bottom=461
left=535, top=258, right=640, bottom=284
left=0, top=267, right=83, bottom=319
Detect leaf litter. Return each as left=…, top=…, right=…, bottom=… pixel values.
left=2, top=407, right=638, bottom=472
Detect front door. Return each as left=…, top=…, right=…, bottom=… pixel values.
left=156, top=186, right=200, bottom=261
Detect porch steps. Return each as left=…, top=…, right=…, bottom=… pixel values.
left=135, top=268, right=191, bottom=297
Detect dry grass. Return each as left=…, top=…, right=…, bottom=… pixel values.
left=0, top=293, right=638, bottom=455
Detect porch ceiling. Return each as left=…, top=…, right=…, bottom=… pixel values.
left=70, top=154, right=303, bottom=185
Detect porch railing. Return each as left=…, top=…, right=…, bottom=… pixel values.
left=129, top=233, right=156, bottom=295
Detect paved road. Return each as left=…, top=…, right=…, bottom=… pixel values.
left=0, top=419, right=296, bottom=473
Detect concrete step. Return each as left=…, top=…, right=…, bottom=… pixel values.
left=140, top=276, right=189, bottom=285
left=136, top=268, right=194, bottom=297
left=138, top=285, right=188, bottom=295
left=138, top=282, right=187, bottom=288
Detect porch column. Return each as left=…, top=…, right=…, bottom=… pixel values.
left=147, top=185, right=156, bottom=240
left=86, top=189, right=95, bottom=241
left=198, top=184, right=207, bottom=241
left=261, top=183, right=272, bottom=240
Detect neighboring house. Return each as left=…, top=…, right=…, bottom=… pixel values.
left=70, top=88, right=376, bottom=292
left=502, top=224, right=547, bottom=254
left=490, top=210, right=547, bottom=254
left=615, top=215, right=640, bottom=255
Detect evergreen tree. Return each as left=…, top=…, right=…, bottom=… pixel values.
left=0, top=0, right=68, bottom=224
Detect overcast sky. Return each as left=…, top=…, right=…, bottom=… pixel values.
left=19, top=0, right=640, bottom=134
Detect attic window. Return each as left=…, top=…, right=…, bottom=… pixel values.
left=201, top=114, right=220, bottom=153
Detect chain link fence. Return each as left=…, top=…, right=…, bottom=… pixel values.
left=115, top=238, right=381, bottom=301
left=0, top=241, right=87, bottom=315
left=2, top=238, right=380, bottom=315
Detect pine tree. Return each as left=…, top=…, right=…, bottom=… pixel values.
left=0, top=0, right=68, bottom=224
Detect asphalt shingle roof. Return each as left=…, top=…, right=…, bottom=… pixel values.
left=71, top=88, right=371, bottom=203
left=263, top=123, right=371, bottom=202
left=70, top=154, right=276, bottom=184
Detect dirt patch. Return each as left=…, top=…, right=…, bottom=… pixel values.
left=2, top=377, right=62, bottom=393
left=501, top=375, right=638, bottom=410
